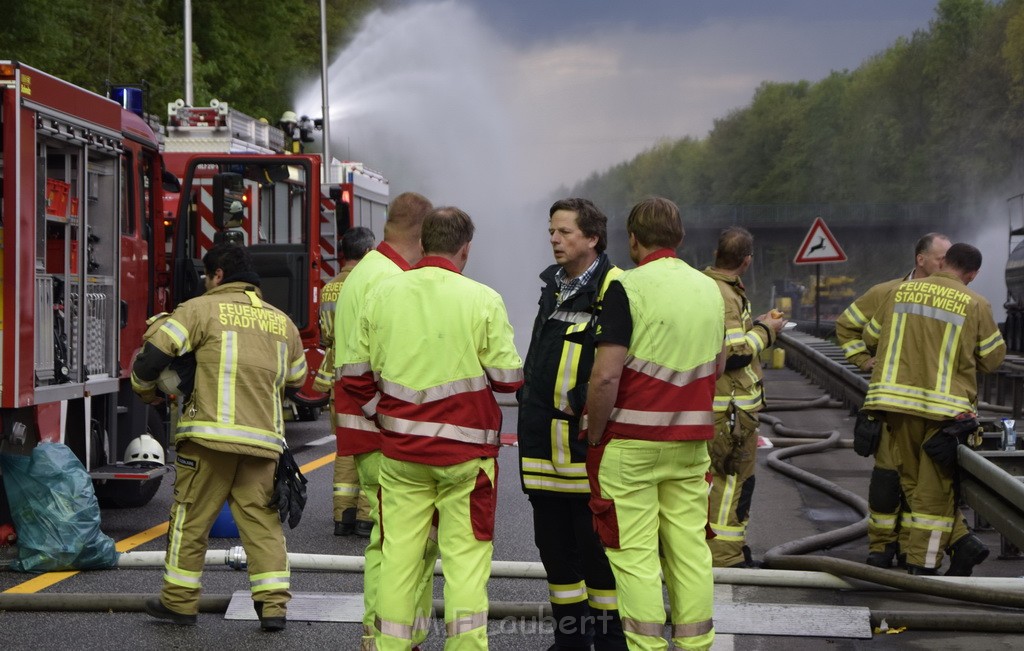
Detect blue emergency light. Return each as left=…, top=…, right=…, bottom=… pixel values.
left=110, top=86, right=144, bottom=117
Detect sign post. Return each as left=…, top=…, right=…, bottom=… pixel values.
left=793, top=217, right=848, bottom=331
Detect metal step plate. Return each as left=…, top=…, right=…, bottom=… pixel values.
left=224, top=591, right=363, bottom=622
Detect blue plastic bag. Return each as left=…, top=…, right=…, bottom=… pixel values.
left=0, top=443, right=119, bottom=572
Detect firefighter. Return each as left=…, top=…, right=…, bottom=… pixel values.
left=517, top=198, right=626, bottom=651
left=131, top=243, right=307, bottom=631
left=586, top=198, right=723, bottom=651
left=836, top=232, right=958, bottom=569
left=702, top=227, right=784, bottom=568
left=862, top=243, right=1005, bottom=575
left=313, top=226, right=376, bottom=537
left=332, top=191, right=438, bottom=649
left=340, top=207, right=523, bottom=650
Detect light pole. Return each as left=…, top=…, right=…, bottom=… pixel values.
left=319, top=0, right=332, bottom=183
left=184, top=0, right=193, bottom=106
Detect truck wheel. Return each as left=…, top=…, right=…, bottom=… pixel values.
left=296, top=406, right=322, bottom=422
left=94, top=476, right=163, bottom=509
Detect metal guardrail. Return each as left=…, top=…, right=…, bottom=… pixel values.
left=777, top=328, right=1024, bottom=559
left=959, top=447, right=1024, bottom=557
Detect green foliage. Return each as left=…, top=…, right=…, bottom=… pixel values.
left=0, top=0, right=382, bottom=122
left=573, top=0, right=1024, bottom=215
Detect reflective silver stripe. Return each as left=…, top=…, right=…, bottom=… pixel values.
left=335, top=412, right=380, bottom=432
left=937, top=323, right=958, bottom=394
left=522, top=476, right=589, bottom=492
left=625, top=356, right=717, bottom=387
left=609, top=407, right=713, bottom=427
left=251, top=574, right=289, bottom=589
left=339, top=361, right=373, bottom=377
left=218, top=331, right=238, bottom=423
left=177, top=424, right=283, bottom=448
left=334, top=484, right=360, bottom=495
left=288, top=355, right=306, bottom=382
left=622, top=617, right=665, bottom=636
left=978, top=331, right=1004, bottom=356
left=549, top=309, right=591, bottom=324
left=380, top=375, right=489, bottom=405
left=161, top=318, right=190, bottom=352
left=377, top=415, right=498, bottom=446
left=376, top=616, right=413, bottom=640
left=521, top=457, right=587, bottom=477
left=842, top=304, right=868, bottom=327
left=163, top=567, right=202, bottom=587
left=361, top=394, right=381, bottom=419
left=549, top=582, right=587, bottom=602
left=894, top=301, right=966, bottom=326
left=447, top=611, right=487, bottom=636
left=485, top=365, right=524, bottom=385
left=672, top=618, right=714, bottom=638
left=742, top=331, right=765, bottom=354
left=865, top=382, right=973, bottom=412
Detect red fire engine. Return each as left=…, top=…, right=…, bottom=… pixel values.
left=0, top=61, right=390, bottom=511
left=158, top=97, right=390, bottom=420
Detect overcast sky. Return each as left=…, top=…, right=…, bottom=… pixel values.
left=295, top=0, right=946, bottom=349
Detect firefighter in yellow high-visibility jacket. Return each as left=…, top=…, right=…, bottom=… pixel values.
left=312, top=226, right=375, bottom=537
left=836, top=232, right=955, bottom=569
left=340, top=207, right=523, bottom=650
left=332, top=192, right=438, bottom=650
left=586, top=197, right=724, bottom=651
left=863, top=243, right=1005, bottom=576
left=131, top=243, right=307, bottom=631
left=702, top=226, right=783, bottom=568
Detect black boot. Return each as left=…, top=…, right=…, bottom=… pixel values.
left=906, top=564, right=938, bottom=576
left=865, top=541, right=899, bottom=568
left=945, top=534, right=989, bottom=577
left=334, top=507, right=357, bottom=536
left=253, top=601, right=286, bottom=632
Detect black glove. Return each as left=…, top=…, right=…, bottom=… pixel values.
left=269, top=447, right=308, bottom=529
left=922, top=413, right=980, bottom=471
left=853, top=409, right=883, bottom=457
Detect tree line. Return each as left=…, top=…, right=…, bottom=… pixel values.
left=571, top=0, right=1024, bottom=221
left=0, top=0, right=389, bottom=124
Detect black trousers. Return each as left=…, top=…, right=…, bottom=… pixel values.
left=529, top=492, right=626, bottom=650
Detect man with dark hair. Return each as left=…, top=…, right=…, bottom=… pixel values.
left=836, top=232, right=953, bottom=568
left=313, top=226, right=376, bottom=537
left=703, top=226, right=783, bottom=568
left=131, top=243, right=307, bottom=631
left=863, top=242, right=1005, bottom=576
left=518, top=198, right=626, bottom=650
left=340, top=206, right=523, bottom=650
left=586, top=197, right=723, bottom=650
left=331, top=191, right=438, bottom=649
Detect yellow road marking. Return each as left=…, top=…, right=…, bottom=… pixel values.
left=2, top=452, right=336, bottom=594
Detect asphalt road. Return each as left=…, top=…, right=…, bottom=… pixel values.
left=2, top=368, right=1023, bottom=649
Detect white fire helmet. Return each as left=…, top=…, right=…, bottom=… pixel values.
left=157, top=366, right=185, bottom=397
left=125, top=433, right=165, bottom=467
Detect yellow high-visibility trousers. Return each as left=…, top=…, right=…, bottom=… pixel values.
left=356, top=450, right=438, bottom=649
left=376, top=456, right=496, bottom=651
left=590, top=439, right=715, bottom=651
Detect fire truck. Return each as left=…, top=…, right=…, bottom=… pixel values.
left=0, top=61, right=390, bottom=511
left=158, top=97, right=390, bottom=420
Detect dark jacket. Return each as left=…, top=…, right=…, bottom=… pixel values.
left=517, top=253, right=620, bottom=496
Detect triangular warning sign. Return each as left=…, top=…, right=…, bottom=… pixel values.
left=794, top=217, right=847, bottom=264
